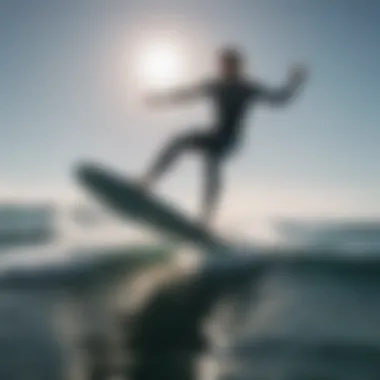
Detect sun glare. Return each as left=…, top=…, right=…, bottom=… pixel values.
left=138, top=40, right=185, bottom=90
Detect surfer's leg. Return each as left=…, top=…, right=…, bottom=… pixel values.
left=201, top=152, right=222, bottom=226
left=141, top=132, right=207, bottom=188
left=199, top=134, right=236, bottom=226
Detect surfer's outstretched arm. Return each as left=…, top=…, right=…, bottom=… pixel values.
left=145, top=82, right=211, bottom=106
left=257, top=64, right=308, bottom=105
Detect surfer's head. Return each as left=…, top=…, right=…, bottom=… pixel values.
left=218, top=46, right=244, bottom=79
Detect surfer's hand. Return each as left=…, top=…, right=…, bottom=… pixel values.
left=288, top=64, right=308, bottom=85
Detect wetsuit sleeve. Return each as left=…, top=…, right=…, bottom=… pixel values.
left=147, top=81, right=213, bottom=105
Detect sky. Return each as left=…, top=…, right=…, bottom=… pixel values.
left=0, top=0, right=379, bottom=231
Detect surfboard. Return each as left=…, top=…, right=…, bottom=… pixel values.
left=75, top=162, right=227, bottom=253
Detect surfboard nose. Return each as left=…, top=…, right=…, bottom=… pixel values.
left=75, top=162, right=100, bottom=186
left=75, top=161, right=121, bottom=195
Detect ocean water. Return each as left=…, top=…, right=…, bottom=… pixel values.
left=224, top=260, right=380, bottom=380
left=0, top=203, right=379, bottom=380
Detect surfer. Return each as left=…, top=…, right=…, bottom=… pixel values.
left=140, top=46, right=308, bottom=226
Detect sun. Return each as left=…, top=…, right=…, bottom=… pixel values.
left=137, top=40, right=185, bottom=90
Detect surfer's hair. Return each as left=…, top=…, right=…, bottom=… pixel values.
left=218, top=46, right=244, bottom=64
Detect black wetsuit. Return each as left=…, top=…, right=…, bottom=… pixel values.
left=145, top=76, right=300, bottom=223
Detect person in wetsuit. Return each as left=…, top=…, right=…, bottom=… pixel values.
left=140, top=46, right=308, bottom=226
